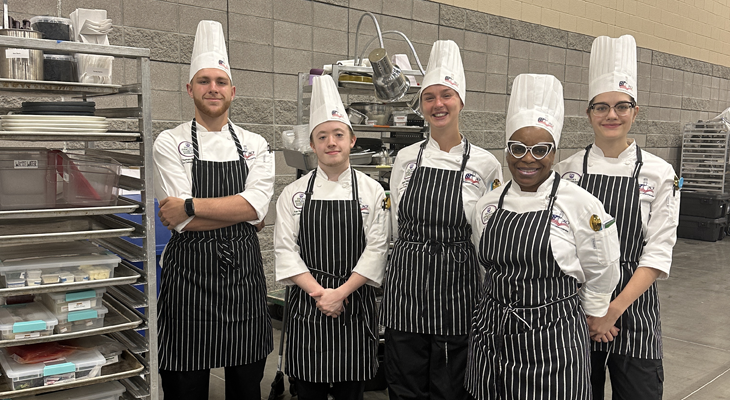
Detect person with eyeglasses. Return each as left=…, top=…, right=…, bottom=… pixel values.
left=465, top=74, right=620, bottom=400
left=554, top=35, right=680, bottom=400
left=380, top=40, right=502, bottom=400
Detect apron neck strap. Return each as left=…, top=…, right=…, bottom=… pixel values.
left=583, top=143, right=644, bottom=178
left=498, top=171, right=561, bottom=211
left=191, top=118, right=243, bottom=160
left=415, top=135, right=471, bottom=172
left=304, top=167, right=359, bottom=205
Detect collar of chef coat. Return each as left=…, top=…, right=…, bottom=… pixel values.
left=425, top=135, right=467, bottom=154
left=588, top=140, right=637, bottom=163
left=315, top=165, right=353, bottom=183
left=507, top=171, right=557, bottom=197
left=193, top=120, right=232, bottom=135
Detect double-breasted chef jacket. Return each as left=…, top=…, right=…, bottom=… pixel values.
left=380, top=136, right=503, bottom=335
left=275, top=166, right=389, bottom=382
left=554, top=141, right=680, bottom=359
left=153, top=120, right=275, bottom=371
left=465, top=172, right=620, bottom=400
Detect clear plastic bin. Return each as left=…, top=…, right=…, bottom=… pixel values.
left=75, top=54, right=113, bottom=84
left=41, top=288, right=106, bottom=314
left=0, top=148, right=59, bottom=210
left=0, top=302, right=58, bottom=340
left=54, top=152, right=122, bottom=207
left=55, top=305, right=108, bottom=334
left=25, top=381, right=125, bottom=399
left=60, top=335, right=125, bottom=366
left=0, top=347, right=105, bottom=390
left=0, top=241, right=120, bottom=288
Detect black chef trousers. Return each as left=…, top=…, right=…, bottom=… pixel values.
left=295, top=380, right=366, bottom=400
left=591, top=351, right=664, bottom=400
left=160, top=357, right=267, bottom=400
left=384, top=328, right=470, bottom=400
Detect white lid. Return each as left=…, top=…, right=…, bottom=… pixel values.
left=0, top=302, right=58, bottom=332
left=55, top=305, right=108, bottom=324
left=30, top=16, right=72, bottom=25
left=28, top=381, right=125, bottom=399
left=0, top=242, right=120, bottom=275
left=0, top=347, right=105, bottom=379
left=43, top=288, right=106, bottom=303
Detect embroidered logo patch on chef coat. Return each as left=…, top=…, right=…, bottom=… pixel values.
left=359, top=198, right=370, bottom=215
left=481, top=204, right=497, bottom=224
left=241, top=145, right=256, bottom=160
left=463, top=171, right=481, bottom=187
left=178, top=141, right=194, bottom=157
left=561, top=171, right=581, bottom=184
left=292, top=192, right=306, bottom=211
left=400, top=161, right=418, bottom=191
left=639, top=178, right=656, bottom=197
left=551, top=209, right=570, bottom=232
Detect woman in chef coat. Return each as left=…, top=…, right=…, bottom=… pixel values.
left=554, top=35, right=680, bottom=399
left=379, top=40, right=503, bottom=400
left=274, top=75, right=389, bottom=400
left=465, top=74, right=621, bottom=400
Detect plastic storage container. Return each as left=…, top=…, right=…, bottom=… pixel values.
left=677, top=215, right=728, bottom=242
left=0, top=347, right=105, bottom=390
left=30, top=16, right=72, bottom=41
left=61, top=335, right=126, bottom=366
left=75, top=54, right=113, bottom=84
left=43, top=54, right=77, bottom=82
left=0, top=302, right=58, bottom=340
left=0, top=148, right=59, bottom=210
left=25, top=381, right=125, bottom=399
left=54, top=305, right=108, bottom=334
left=57, top=153, right=122, bottom=207
left=680, top=191, right=730, bottom=219
left=0, top=241, right=120, bottom=288
left=41, top=288, right=106, bottom=314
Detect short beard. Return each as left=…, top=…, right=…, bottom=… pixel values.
left=193, top=96, right=231, bottom=119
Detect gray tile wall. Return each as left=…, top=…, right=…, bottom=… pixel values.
left=8, top=0, right=730, bottom=290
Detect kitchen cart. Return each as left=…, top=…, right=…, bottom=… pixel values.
left=0, top=36, right=158, bottom=399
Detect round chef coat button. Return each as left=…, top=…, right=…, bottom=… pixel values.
left=624, top=161, right=631, bottom=165
left=342, top=183, right=349, bottom=189
left=317, top=184, right=322, bottom=188
left=588, top=163, right=594, bottom=167
left=456, top=157, right=462, bottom=163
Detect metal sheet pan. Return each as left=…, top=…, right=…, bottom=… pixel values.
left=0, top=198, right=139, bottom=220
left=0, top=216, right=134, bottom=246
left=0, top=350, right=143, bottom=398
left=0, top=131, right=140, bottom=142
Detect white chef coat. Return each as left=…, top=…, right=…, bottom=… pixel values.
left=153, top=120, right=274, bottom=232
left=390, top=137, right=503, bottom=240
left=471, top=173, right=621, bottom=317
left=275, top=166, right=389, bottom=287
left=554, top=141, right=679, bottom=279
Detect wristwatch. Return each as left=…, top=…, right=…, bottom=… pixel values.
left=184, top=198, right=195, bottom=217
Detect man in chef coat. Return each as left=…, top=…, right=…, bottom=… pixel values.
left=274, top=75, right=389, bottom=400
left=153, top=20, right=274, bottom=400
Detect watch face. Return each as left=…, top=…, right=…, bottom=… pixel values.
left=185, top=198, right=195, bottom=216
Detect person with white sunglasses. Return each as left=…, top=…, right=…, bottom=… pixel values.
left=465, top=74, right=620, bottom=399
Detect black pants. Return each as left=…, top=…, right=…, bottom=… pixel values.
left=591, top=351, right=663, bottom=400
left=160, top=357, right=267, bottom=400
left=384, top=328, right=470, bottom=400
left=295, top=379, right=365, bottom=400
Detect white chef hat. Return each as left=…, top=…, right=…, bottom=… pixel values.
left=189, top=20, right=231, bottom=83
left=419, top=40, right=466, bottom=106
left=309, top=75, right=352, bottom=136
left=506, top=74, right=564, bottom=147
left=588, top=35, right=637, bottom=102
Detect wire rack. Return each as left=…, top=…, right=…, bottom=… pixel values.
left=680, top=119, right=730, bottom=193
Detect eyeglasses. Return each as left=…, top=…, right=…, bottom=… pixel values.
left=589, top=101, right=636, bottom=117
left=506, top=141, right=554, bottom=160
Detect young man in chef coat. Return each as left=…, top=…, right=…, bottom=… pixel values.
left=274, top=75, right=389, bottom=400
left=153, top=20, right=274, bottom=400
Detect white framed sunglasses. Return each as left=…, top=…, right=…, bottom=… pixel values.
left=506, top=141, right=554, bottom=160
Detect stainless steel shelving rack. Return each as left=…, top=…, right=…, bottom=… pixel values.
left=0, top=36, right=158, bottom=400
left=680, top=119, right=730, bottom=193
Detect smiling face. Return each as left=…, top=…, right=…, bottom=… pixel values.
left=187, top=68, right=235, bottom=119
left=420, top=84, right=463, bottom=132
left=587, top=91, right=639, bottom=143
left=310, top=121, right=355, bottom=174
left=507, top=126, right=556, bottom=192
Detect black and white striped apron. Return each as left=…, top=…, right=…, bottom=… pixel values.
left=285, top=169, right=378, bottom=383
left=158, top=119, right=273, bottom=371
left=579, top=144, right=661, bottom=359
left=380, top=139, right=479, bottom=335
left=465, top=173, right=590, bottom=400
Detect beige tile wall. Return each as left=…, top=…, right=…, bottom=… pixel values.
left=433, top=0, right=730, bottom=67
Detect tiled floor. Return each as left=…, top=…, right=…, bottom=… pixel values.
left=161, top=238, right=730, bottom=399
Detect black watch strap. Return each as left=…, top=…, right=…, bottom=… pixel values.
left=184, top=198, right=195, bottom=217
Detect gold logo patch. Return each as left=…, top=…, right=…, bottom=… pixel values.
left=590, top=214, right=602, bottom=232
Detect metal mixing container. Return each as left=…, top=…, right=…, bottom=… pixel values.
left=0, top=29, right=43, bottom=80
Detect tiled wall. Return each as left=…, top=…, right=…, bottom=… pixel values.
left=435, top=0, right=730, bottom=67
left=5, top=0, right=730, bottom=290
